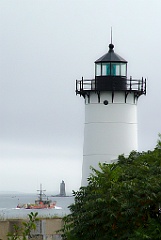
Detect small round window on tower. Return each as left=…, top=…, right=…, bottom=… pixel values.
left=103, top=100, right=108, bottom=105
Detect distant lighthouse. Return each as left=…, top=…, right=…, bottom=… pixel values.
left=76, top=41, right=146, bottom=186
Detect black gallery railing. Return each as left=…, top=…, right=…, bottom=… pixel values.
left=76, top=77, right=146, bottom=95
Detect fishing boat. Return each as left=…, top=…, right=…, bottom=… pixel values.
left=17, top=184, right=56, bottom=209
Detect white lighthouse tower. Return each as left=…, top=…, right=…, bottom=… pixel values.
left=76, top=41, right=146, bottom=186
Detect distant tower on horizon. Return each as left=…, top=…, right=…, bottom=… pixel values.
left=76, top=40, right=146, bottom=185
left=59, top=180, right=66, bottom=197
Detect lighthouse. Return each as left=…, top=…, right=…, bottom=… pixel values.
left=76, top=41, right=146, bottom=186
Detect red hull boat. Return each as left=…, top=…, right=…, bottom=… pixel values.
left=17, top=184, right=56, bottom=209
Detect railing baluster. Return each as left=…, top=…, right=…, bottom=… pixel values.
left=76, top=80, right=77, bottom=94
left=141, top=77, right=143, bottom=92
left=130, top=76, right=132, bottom=91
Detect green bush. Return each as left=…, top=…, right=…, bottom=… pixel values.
left=62, top=138, right=161, bottom=239
left=7, top=212, right=39, bottom=240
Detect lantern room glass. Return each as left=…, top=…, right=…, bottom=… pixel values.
left=102, top=63, right=110, bottom=76
left=95, top=63, right=127, bottom=77
left=96, top=64, right=101, bottom=76
left=120, top=63, right=126, bottom=76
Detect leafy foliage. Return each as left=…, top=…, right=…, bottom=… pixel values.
left=7, top=212, right=39, bottom=240
left=62, top=139, right=161, bottom=239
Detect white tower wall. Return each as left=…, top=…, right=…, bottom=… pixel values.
left=82, top=91, right=138, bottom=185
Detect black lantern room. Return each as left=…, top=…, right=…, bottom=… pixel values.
left=76, top=42, right=146, bottom=102
left=95, top=43, right=127, bottom=91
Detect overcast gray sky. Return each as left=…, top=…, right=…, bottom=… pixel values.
left=0, top=0, right=161, bottom=193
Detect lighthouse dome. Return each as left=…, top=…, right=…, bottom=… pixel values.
left=95, top=44, right=127, bottom=63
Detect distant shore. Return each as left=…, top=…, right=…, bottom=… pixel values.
left=51, top=194, right=72, bottom=197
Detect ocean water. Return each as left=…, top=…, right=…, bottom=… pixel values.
left=0, top=193, right=74, bottom=219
